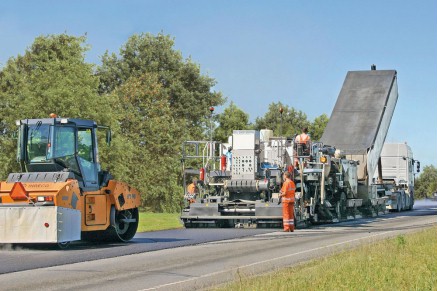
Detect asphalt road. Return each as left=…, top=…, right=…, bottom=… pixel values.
left=0, top=200, right=436, bottom=290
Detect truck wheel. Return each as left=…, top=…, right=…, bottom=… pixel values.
left=109, top=206, right=139, bottom=242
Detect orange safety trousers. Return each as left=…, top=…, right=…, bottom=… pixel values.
left=281, top=179, right=296, bottom=232
left=282, top=201, right=295, bottom=232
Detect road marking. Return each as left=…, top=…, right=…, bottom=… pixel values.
left=139, top=230, right=393, bottom=290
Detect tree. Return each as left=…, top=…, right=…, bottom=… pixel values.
left=253, top=102, right=310, bottom=137
left=214, top=102, right=250, bottom=142
left=415, top=165, right=437, bottom=199
left=109, top=73, right=182, bottom=212
left=310, top=113, right=329, bottom=140
left=0, top=34, right=114, bottom=179
left=96, top=32, right=225, bottom=140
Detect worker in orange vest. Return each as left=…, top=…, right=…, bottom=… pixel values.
left=279, top=171, right=296, bottom=232
left=295, top=127, right=311, bottom=162
left=187, top=179, right=197, bottom=194
left=295, top=127, right=311, bottom=144
left=186, top=178, right=198, bottom=203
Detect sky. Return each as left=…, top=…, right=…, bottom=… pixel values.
left=1, top=0, right=436, bottom=169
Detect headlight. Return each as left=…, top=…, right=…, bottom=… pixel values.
left=320, top=156, right=327, bottom=163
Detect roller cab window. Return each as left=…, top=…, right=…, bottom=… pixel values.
left=27, top=123, right=51, bottom=162
left=77, top=128, right=98, bottom=184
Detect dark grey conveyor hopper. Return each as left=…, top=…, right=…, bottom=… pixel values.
left=320, top=69, right=398, bottom=185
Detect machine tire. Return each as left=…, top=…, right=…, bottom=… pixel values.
left=396, top=197, right=401, bottom=212
left=109, top=206, right=139, bottom=242
left=83, top=208, right=139, bottom=242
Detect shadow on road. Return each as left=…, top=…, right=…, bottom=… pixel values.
left=0, top=235, right=190, bottom=252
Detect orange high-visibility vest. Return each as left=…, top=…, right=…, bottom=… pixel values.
left=281, top=179, right=296, bottom=203
left=187, top=183, right=196, bottom=194
left=296, top=133, right=310, bottom=144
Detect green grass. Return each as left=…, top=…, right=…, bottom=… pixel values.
left=137, top=212, right=183, bottom=232
left=214, top=226, right=437, bottom=291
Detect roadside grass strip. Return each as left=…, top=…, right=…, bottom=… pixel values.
left=138, top=212, right=183, bottom=232
left=215, top=226, right=437, bottom=291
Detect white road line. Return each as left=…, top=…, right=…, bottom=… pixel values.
left=139, top=230, right=393, bottom=290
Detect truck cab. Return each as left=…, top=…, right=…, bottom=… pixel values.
left=376, top=143, right=419, bottom=211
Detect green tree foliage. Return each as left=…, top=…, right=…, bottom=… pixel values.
left=253, top=102, right=329, bottom=140
left=253, top=102, right=310, bottom=137
left=96, top=32, right=225, bottom=140
left=415, top=165, right=437, bottom=199
left=214, top=102, right=250, bottom=142
left=109, top=73, right=182, bottom=211
left=310, top=113, right=329, bottom=140
left=0, top=34, right=114, bottom=179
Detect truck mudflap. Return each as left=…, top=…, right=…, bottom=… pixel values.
left=0, top=206, right=81, bottom=243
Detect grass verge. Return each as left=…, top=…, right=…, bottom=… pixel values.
left=138, top=212, right=183, bottom=232
left=214, top=226, right=437, bottom=291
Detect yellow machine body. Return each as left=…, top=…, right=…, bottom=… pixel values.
left=0, top=179, right=140, bottom=232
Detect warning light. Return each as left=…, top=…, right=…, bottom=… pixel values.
left=49, top=113, right=57, bottom=118
left=320, top=156, right=328, bottom=163
left=37, top=196, right=54, bottom=202
left=44, top=223, right=50, bottom=228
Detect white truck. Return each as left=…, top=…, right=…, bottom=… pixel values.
left=376, top=143, right=419, bottom=211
